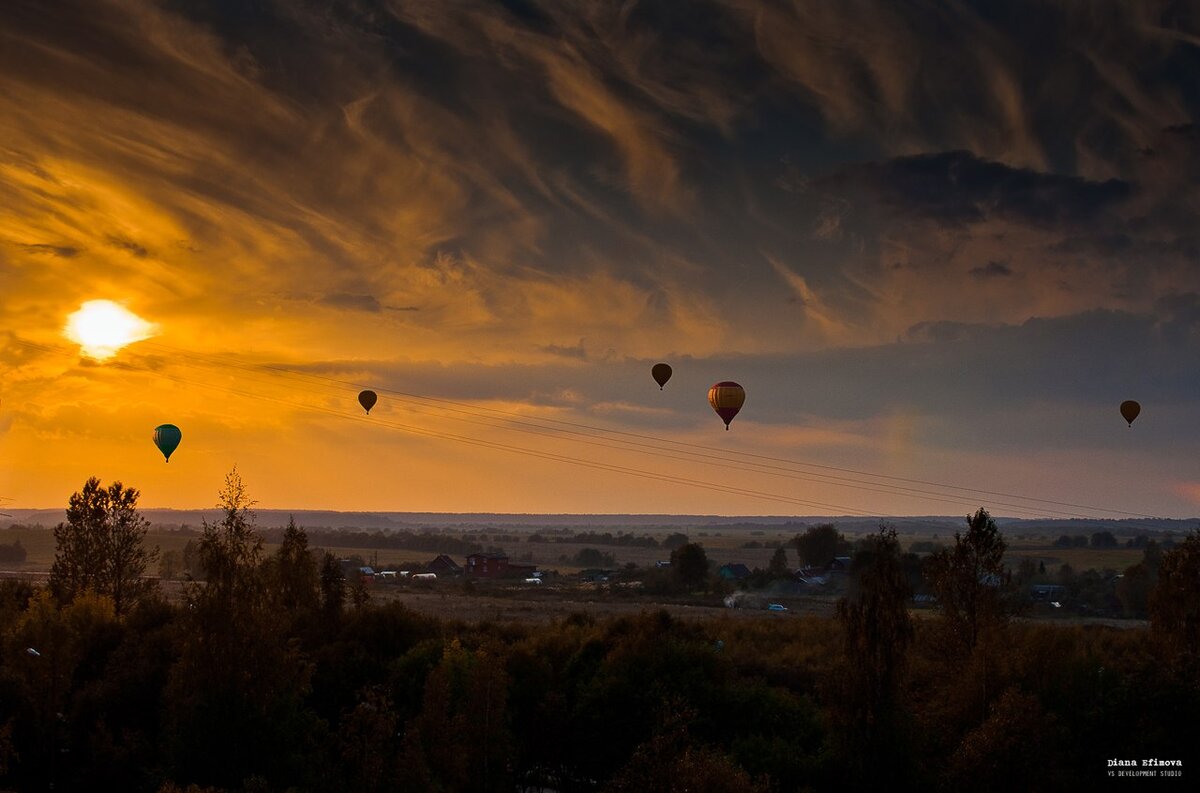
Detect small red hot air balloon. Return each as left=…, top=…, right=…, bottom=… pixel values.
left=358, top=390, right=378, bottom=414
left=707, top=381, right=745, bottom=430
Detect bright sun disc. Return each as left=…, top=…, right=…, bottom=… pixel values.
left=64, top=300, right=158, bottom=359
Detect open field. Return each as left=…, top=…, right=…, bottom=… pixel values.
left=3, top=523, right=1161, bottom=578
left=1004, top=545, right=1144, bottom=572
left=376, top=589, right=838, bottom=624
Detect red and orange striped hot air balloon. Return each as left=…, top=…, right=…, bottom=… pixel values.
left=707, top=381, right=745, bottom=430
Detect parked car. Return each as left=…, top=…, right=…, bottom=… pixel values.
left=767, top=603, right=788, bottom=612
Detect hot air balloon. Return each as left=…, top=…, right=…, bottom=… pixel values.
left=153, top=424, right=182, bottom=462
left=651, top=363, right=672, bottom=390
left=358, top=390, right=378, bottom=414
left=1120, top=400, right=1140, bottom=427
left=707, top=381, right=745, bottom=430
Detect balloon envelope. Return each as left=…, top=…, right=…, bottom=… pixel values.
left=1120, top=400, right=1140, bottom=427
left=707, top=381, right=745, bottom=430
left=651, top=363, right=672, bottom=390
left=358, top=390, right=378, bottom=414
left=153, top=424, right=182, bottom=462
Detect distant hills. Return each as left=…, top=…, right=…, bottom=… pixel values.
left=5, top=509, right=1196, bottom=535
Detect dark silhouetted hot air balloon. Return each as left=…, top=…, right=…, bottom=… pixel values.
left=153, top=424, right=182, bottom=462
left=707, top=381, right=745, bottom=430
left=651, top=363, right=672, bottom=390
left=358, top=390, right=378, bottom=414
left=1120, top=400, right=1140, bottom=427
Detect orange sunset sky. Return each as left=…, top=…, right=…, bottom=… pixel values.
left=2, top=0, right=1199, bottom=518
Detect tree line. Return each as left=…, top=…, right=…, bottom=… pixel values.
left=1, top=475, right=1198, bottom=791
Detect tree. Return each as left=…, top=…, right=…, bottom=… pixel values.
left=271, top=517, right=319, bottom=613
left=1149, top=530, right=1200, bottom=661
left=1090, top=530, right=1118, bottom=549
left=924, top=508, right=1010, bottom=652
left=49, top=477, right=157, bottom=615
left=662, top=532, right=690, bottom=550
left=767, top=547, right=790, bottom=578
left=320, top=552, right=346, bottom=619
left=793, top=524, right=843, bottom=567
left=166, top=469, right=315, bottom=787
left=193, top=468, right=264, bottom=620
left=835, top=526, right=913, bottom=784
left=574, top=548, right=616, bottom=568
left=670, top=543, right=709, bottom=591
left=0, top=540, right=26, bottom=564
left=1117, top=542, right=1163, bottom=617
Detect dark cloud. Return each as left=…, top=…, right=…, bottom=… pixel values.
left=17, top=243, right=80, bottom=258
left=825, top=151, right=1131, bottom=228
left=905, top=321, right=981, bottom=344
left=1051, top=233, right=1134, bottom=255
left=107, top=236, right=148, bottom=257
left=317, top=293, right=382, bottom=312
left=970, top=261, right=1014, bottom=279
left=1154, top=292, right=1200, bottom=344
left=538, top=340, right=588, bottom=360
left=288, top=299, right=1199, bottom=436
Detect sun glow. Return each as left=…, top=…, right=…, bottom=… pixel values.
left=64, top=300, right=158, bottom=359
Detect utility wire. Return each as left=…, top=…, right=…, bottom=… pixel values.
left=137, top=339, right=1159, bottom=519
left=4, top=336, right=1162, bottom=520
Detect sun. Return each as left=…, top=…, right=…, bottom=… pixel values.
left=64, top=300, right=158, bottom=359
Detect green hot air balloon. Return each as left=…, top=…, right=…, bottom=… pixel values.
left=651, top=363, right=672, bottom=390
left=153, top=424, right=182, bottom=462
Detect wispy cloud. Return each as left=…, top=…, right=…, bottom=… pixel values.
left=1, top=0, right=1198, bottom=513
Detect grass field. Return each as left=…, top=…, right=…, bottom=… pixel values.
left=2, top=524, right=1154, bottom=577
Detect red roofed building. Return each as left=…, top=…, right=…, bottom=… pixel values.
left=466, top=552, right=509, bottom=577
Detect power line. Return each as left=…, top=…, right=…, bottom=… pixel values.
left=136, top=339, right=1159, bottom=519
left=4, top=335, right=1162, bottom=520
left=136, top=345, right=1101, bottom=518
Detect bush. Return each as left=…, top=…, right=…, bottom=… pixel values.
left=0, top=541, right=27, bottom=564
left=573, top=548, right=616, bottom=568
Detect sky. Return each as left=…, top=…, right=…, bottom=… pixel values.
left=2, top=0, right=1199, bottom=518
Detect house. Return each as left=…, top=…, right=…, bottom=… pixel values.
left=825, top=556, right=852, bottom=573
left=337, top=559, right=375, bottom=584
left=427, top=554, right=463, bottom=576
left=466, top=552, right=509, bottom=577
left=506, top=563, right=538, bottom=579
left=1030, top=584, right=1067, bottom=601
left=655, top=560, right=671, bottom=568
left=793, top=570, right=827, bottom=588
left=718, top=563, right=751, bottom=581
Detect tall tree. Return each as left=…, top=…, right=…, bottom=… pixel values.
left=271, top=516, right=319, bottom=613
left=767, top=546, right=790, bottom=578
left=49, top=477, right=157, bottom=615
left=924, top=507, right=1010, bottom=652
left=320, top=552, right=347, bottom=620
left=1149, top=529, right=1200, bottom=662
left=793, top=524, right=844, bottom=567
left=670, top=543, right=709, bottom=591
left=836, top=526, right=913, bottom=784
left=167, top=469, right=314, bottom=787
